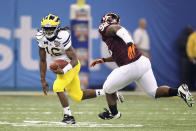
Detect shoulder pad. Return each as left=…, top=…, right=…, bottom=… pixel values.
left=57, top=30, right=71, bottom=44
left=35, top=30, right=44, bottom=40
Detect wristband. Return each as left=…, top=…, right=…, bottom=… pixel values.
left=62, top=63, right=73, bottom=74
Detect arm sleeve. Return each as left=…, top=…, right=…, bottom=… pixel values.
left=116, top=27, right=134, bottom=44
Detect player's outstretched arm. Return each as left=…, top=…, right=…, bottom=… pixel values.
left=39, top=47, right=50, bottom=95
left=90, top=56, right=114, bottom=67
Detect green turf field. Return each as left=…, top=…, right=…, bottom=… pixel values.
left=0, top=92, right=195, bottom=131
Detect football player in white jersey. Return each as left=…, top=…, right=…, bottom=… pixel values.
left=36, top=14, right=122, bottom=124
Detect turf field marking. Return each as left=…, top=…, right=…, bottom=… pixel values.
left=74, top=112, right=94, bottom=115
left=0, top=121, right=143, bottom=128
left=29, top=108, right=37, bottom=110
left=1, top=120, right=196, bottom=128
left=74, top=112, right=84, bottom=114
left=43, top=112, right=52, bottom=114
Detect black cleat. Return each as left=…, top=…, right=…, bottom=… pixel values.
left=62, top=114, right=75, bottom=124
left=98, top=108, right=121, bottom=120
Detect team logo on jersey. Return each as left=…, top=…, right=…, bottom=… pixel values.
left=54, top=41, right=60, bottom=47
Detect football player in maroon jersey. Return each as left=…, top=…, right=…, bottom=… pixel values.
left=90, top=13, right=194, bottom=120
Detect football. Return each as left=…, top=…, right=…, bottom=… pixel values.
left=49, top=59, right=68, bottom=70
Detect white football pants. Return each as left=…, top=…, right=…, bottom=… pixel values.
left=103, top=56, right=158, bottom=98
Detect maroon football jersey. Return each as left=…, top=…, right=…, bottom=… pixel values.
left=99, top=23, right=141, bottom=67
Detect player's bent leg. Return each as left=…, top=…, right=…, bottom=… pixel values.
left=54, top=64, right=81, bottom=124
left=82, top=90, right=96, bottom=100
left=82, top=88, right=120, bottom=101
left=57, top=92, right=69, bottom=107
left=100, top=78, right=125, bottom=120
left=99, top=66, right=134, bottom=120
left=137, top=69, right=158, bottom=98
left=116, top=92, right=124, bottom=103
left=138, top=68, right=194, bottom=107
left=98, top=93, right=121, bottom=120
left=56, top=92, right=75, bottom=124
left=53, top=74, right=75, bottom=93
left=67, top=76, right=105, bottom=102
left=65, top=74, right=83, bottom=102
left=53, top=62, right=81, bottom=93
left=155, top=84, right=194, bottom=107
left=155, top=85, right=180, bottom=98
left=69, top=91, right=83, bottom=103
left=155, top=86, right=170, bottom=98
left=53, top=78, right=65, bottom=93
left=82, top=89, right=107, bottom=100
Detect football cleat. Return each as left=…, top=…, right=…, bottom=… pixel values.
left=178, top=84, right=194, bottom=107
left=62, top=114, right=75, bottom=124
left=98, top=108, right=121, bottom=120
left=116, top=92, right=125, bottom=103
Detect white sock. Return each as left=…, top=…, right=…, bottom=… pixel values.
left=64, top=106, right=72, bottom=116
left=96, top=89, right=105, bottom=96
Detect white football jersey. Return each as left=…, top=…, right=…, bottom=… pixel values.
left=36, top=29, right=71, bottom=62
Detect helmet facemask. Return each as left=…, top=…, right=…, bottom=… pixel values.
left=42, top=26, right=59, bottom=39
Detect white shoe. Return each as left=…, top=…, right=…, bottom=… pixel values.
left=178, top=84, right=194, bottom=107
left=116, top=92, right=124, bottom=103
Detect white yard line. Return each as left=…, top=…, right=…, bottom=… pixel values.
left=0, top=120, right=143, bottom=128
left=1, top=120, right=196, bottom=128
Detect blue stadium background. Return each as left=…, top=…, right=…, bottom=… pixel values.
left=0, top=0, right=196, bottom=90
